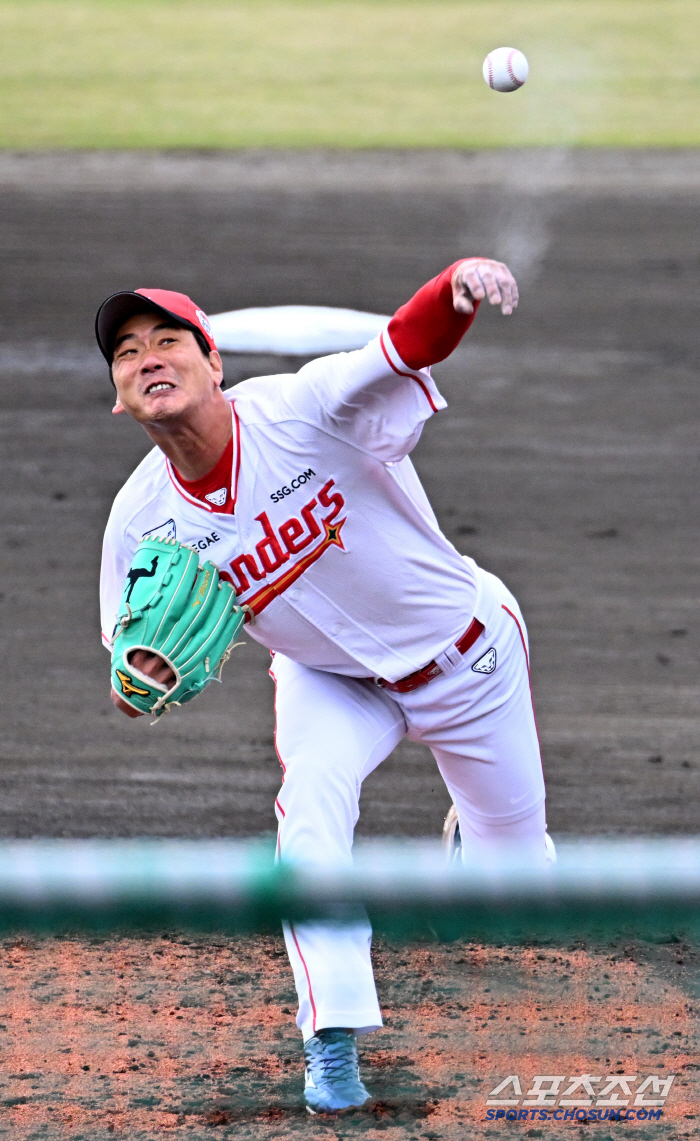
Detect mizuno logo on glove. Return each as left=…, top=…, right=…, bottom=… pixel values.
left=115, top=668, right=150, bottom=698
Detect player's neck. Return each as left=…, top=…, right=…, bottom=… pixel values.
left=143, top=396, right=233, bottom=481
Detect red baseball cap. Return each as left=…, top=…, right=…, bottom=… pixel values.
left=95, top=288, right=218, bottom=363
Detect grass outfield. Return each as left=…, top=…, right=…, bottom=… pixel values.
left=0, top=0, right=697, bottom=148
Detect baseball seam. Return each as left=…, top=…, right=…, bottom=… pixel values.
left=506, top=50, right=524, bottom=89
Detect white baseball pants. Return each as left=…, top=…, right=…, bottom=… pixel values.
left=270, top=565, right=547, bottom=1041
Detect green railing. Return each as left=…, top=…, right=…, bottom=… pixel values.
left=0, top=838, right=698, bottom=941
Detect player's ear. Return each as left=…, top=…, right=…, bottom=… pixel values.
left=209, top=350, right=225, bottom=388
left=112, top=397, right=125, bottom=414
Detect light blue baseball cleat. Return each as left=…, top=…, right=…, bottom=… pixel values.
left=303, top=1028, right=371, bottom=1114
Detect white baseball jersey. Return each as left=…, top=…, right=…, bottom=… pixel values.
left=99, top=263, right=550, bottom=1047
left=101, top=334, right=481, bottom=683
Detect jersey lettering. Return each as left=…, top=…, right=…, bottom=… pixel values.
left=270, top=468, right=316, bottom=502
left=190, top=530, right=220, bottom=552
left=318, top=479, right=344, bottom=524
left=229, top=552, right=266, bottom=593
left=255, top=512, right=291, bottom=573
left=280, top=514, right=314, bottom=555
left=228, top=480, right=346, bottom=603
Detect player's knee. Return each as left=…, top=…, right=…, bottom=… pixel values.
left=276, top=755, right=361, bottom=826
left=459, top=801, right=548, bottom=864
left=277, top=751, right=361, bottom=794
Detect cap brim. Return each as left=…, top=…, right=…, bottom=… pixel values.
left=95, top=292, right=201, bottom=363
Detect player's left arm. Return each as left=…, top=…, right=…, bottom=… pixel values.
left=100, top=508, right=175, bottom=717
left=386, top=258, right=518, bottom=371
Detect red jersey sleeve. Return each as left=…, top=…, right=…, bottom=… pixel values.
left=386, top=260, right=480, bottom=370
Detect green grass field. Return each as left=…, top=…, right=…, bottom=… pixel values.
left=0, top=1, right=697, bottom=148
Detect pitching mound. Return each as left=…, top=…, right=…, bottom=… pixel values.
left=0, top=933, right=696, bottom=1139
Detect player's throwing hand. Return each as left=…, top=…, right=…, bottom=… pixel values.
left=451, top=258, right=519, bottom=316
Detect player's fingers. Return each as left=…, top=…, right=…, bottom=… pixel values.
left=494, top=280, right=514, bottom=315
left=494, top=267, right=519, bottom=314
left=111, top=686, right=144, bottom=718
left=463, top=262, right=502, bottom=308
left=475, top=265, right=518, bottom=314
left=129, top=649, right=176, bottom=686
left=451, top=271, right=476, bottom=312
left=452, top=288, right=475, bottom=315
left=460, top=267, right=487, bottom=302
left=452, top=260, right=518, bottom=315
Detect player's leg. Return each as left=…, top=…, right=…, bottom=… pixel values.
left=403, top=570, right=549, bottom=863
left=270, top=653, right=405, bottom=1044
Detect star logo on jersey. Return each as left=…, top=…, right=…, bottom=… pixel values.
left=324, top=515, right=346, bottom=549
left=221, top=478, right=348, bottom=618
left=472, top=647, right=497, bottom=675
left=204, top=487, right=227, bottom=508
left=115, top=669, right=151, bottom=698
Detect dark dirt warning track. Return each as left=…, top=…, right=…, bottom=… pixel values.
left=0, top=149, right=699, bottom=839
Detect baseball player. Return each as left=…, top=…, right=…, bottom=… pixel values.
left=97, top=258, right=549, bottom=1113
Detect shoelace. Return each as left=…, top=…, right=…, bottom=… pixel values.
left=308, top=1033, right=358, bottom=1084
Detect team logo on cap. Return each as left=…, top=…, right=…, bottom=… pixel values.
left=195, top=309, right=212, bottom=337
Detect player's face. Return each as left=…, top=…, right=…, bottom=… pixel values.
left=111, top=314, right=224, bottom=423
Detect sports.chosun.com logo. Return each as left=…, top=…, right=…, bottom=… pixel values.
left=484, top=1073, right=675, bottom=1123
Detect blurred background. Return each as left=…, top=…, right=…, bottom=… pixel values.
left=0, top=0, right=699, bottom=840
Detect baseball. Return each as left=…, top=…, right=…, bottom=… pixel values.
left=482, top=46, right=529, bottom=93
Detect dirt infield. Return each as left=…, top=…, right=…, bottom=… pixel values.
left=1, top=933, right=697, bottom=1140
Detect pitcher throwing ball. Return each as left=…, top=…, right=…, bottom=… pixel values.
left=97, top=259, right=549, bottom=1114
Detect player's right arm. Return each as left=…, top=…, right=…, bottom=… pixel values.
left=284, top=257, right=518, bottom=465
left=385, top=258, right=517, bottom=369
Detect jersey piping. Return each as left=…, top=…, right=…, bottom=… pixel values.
left=165, top=402, right=241, bottom=514
left=379, top=331, right=439, bottom=414
left=240, top=514, right=347, bottom=619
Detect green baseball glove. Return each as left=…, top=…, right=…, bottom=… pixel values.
left=110, top=536, right=246, bottom=720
